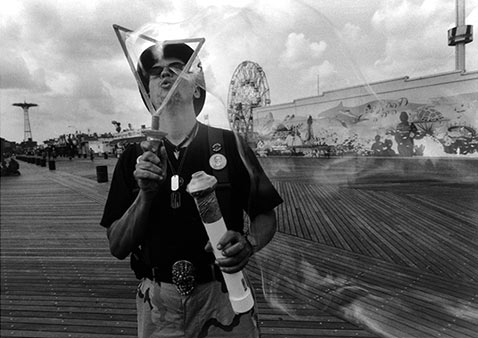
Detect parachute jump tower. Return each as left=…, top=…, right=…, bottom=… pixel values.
left=12, top=101, right=38, bottom=141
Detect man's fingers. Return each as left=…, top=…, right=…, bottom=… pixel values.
left=135, top=141, right=168, bottom=190
left=217, top=257, right=249, bottom=274
left=140, top=140, right=154, bottom=152
left=221, top=240, right=247, bottom=257
left=159, top=144, right=168, bottom=172
left=138, top=151, right=161, bottom=166
left=136, top=160, right=163, bottom=175
left=134, top=168, right=160, bottom=179
left=141, top=139, right=166, bottom=156
left=204, top=241, right=213, bottom=253
left=217, top=231, right=241, bottom=251
left=216, top=249, right=250, bottom=273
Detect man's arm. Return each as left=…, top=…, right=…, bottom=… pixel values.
left=107, top=191, right=155, bottom=259
left=214, top=209, right=277, bottom=273
left=107, top=144, right=167, bottom=260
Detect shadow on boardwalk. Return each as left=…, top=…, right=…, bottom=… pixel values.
left=1, top=156, right=477, bottom=337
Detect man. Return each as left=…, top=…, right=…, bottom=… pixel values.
left=100, top=42, right=282, bottom=337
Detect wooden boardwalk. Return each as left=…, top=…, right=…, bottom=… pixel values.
left=257, top=157, right=478, bottom=337
left=1, top=157, right=477, bottom=337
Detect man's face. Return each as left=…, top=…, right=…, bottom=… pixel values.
left=148, top=57, right=196, bottom=111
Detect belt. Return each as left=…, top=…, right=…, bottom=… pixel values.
left=151, top=261, right=222, bottom=296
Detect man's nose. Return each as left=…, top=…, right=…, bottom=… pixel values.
left=160, top=66, right=174, bottom=78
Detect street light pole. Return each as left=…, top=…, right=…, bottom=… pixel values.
left=448, top=0, right=474, bottom=71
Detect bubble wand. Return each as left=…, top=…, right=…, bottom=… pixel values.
left=187, top=171, right=254, bottom=314
left=113, top=24, right=205, bottom=145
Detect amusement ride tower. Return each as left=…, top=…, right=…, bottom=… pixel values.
left=12, top=101, right=38, bottom=141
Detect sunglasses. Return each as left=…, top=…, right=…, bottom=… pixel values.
left=149, top=62, right=186, bottom=76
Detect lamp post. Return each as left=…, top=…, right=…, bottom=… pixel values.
left=448, top=0, right=474, bottom=71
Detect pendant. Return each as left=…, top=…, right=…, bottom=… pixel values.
left=171, top=175, right=179, bottom=191
left=171, top=191, right=181, bottom=209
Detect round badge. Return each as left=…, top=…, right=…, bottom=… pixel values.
left=209, top=154, right=227, bottom=170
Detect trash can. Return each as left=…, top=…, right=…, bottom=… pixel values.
left=48, top=160, right=56, bottom=170
left=96, top=165, right=108, bottom=183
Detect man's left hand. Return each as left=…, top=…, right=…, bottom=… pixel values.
left=204, top=230, right=253, bottom=274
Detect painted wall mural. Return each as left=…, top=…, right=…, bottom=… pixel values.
left=254, top=92, right=478, bottom=157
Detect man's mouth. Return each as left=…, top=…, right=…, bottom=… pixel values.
left=160, top=80, right=173, bottom=88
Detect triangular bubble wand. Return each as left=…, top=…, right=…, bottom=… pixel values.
left=113, top=24, right=205, bottom=142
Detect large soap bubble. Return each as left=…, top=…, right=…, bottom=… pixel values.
left=113, top=0, right=377, bottom=131
left=113, top=1, right=478, bottom=337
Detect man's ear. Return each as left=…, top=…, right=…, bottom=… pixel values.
left=193, top=87, right=201, bottom=99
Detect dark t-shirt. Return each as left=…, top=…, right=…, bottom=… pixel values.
left=100, top=123, right=282, bottom=272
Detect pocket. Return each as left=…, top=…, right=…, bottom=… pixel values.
left=196, top=282, right=258, bottom=337
left=200, top=281, right=236, bottom=327
left=150, top=283, right=183, bottom=333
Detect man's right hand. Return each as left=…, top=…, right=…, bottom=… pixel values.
left=134, top=140, right=168, bottom=195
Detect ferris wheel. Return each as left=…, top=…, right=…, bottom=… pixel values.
left=227, top=61, right=271, bottom=135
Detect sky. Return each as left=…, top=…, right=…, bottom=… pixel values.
left=1, top=0, right=477, bottom=143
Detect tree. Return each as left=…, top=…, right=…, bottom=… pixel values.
left=111, top=120, right=121, bottom=133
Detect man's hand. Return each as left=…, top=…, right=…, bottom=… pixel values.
left=205, top=230, right=253, bottom=274
left=134, top=140, right=168, bottom=195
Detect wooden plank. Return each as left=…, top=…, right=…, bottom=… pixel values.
left=288, top=183, right=333, bottom=244
left=251, top=235, right=478, bottom=338
left=307, top=184, right=379, bottom=256
left=305, top=183, right=478, bottom=281
left=324, top=186, right=450, bottom=271
left=299, top=184, right=354, bottom=251
left=355, top=189, right=478, bottom=279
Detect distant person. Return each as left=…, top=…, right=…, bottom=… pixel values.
left=90, top=148, right=95, bottom=161
left=6, top=157, right=20, bottom=176
left=394, top=111, right=417, bottom=157
left=0, top=159, right=8, bottom=176
left=382, top=139, right=396, bottom=157
left=371, top=135, right=384, bottom=156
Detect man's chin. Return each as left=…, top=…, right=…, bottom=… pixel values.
left=152, top=97, right=181, bottom=113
